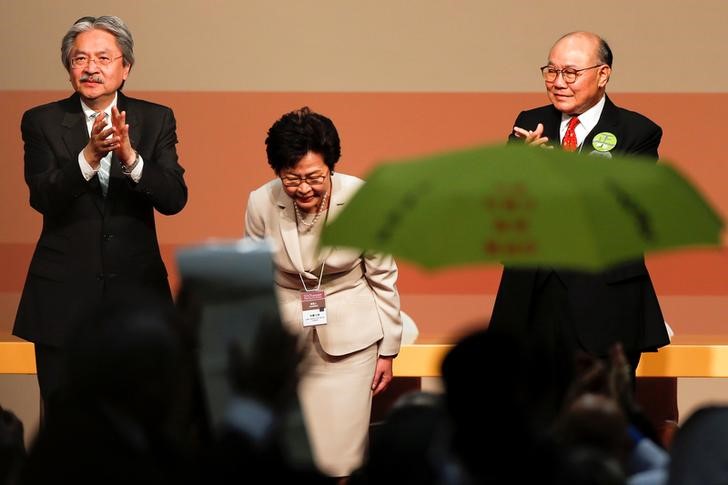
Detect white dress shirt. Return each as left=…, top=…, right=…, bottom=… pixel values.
left=77, top=92, right=143, bottom=183
left=559, top=94, right=606, bottom=152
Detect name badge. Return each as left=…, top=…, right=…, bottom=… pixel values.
left=301, top=290, right=327, bottom=327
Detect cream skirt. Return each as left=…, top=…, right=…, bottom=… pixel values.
left=298, top=332, right=377, bottom=477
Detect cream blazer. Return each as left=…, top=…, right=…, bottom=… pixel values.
left=245, top=173, right=402, bottom=357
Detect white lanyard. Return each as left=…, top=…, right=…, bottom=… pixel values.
left=298, top=260, right=326, bottom=292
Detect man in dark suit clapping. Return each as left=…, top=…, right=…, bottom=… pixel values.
left=489, top=32, right=669, bottom=420
left=13, top=16, right=188, bottom=407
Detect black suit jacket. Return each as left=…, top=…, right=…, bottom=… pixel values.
left=13, top=92, right=188, bottom=347
left=489, top=96, right=670, bottom=355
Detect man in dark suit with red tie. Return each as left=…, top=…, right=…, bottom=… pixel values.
left=13, top=16, right=187, bottom=406
left=489, top=32, right=669, bottom=419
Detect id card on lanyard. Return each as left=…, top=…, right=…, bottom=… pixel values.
left=301, top=290, right=327, bottom=326
left=300, top=261, right=327, bottom=327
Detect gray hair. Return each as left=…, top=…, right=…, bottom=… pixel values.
left=61, top=16, right=134, bottom=70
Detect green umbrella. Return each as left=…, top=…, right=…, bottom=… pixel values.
left=321, top=144, right=724, bottom=271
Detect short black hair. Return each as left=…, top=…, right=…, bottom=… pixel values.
left=597, top=38, right=613, bottom=68
left=265, top=107, right=341, bottom=173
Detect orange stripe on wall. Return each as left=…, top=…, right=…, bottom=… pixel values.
left=2, top=91, right=726, bottom=244
left=1, top=91, right=725, bottom=306
left=1, top=243, right=725, bottom=296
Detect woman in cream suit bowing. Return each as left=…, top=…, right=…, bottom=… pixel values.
left=244, top=107, right=402, bottom=479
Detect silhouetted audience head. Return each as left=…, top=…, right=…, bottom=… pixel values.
left=556, top=446, right=626, bottom=485
left=21, top=295, right=196, bottom=485
left=350, top=391, right=448, bottom=485
left=442, top=328, right=529, bottom=425
left=65, top=295, right=188, bottom=424
left=226, top=312, right=304, bottom=413
left=0, top=405, right=25, bottom=485
left=565, top=344, right=662, bottom=450
left=554, top=393, right=631, bottom=470
left=441, top=327, right=560, bottom=484
left=667, top=406, right=728, bottom=485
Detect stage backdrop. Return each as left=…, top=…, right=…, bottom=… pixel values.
left=1, top=0, right=726, bottom=346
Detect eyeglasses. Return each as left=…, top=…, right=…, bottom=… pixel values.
left=280, top=173, right=328, bottom=187
left=70, top=55, right=123, bottom=69
left=540, top=64, right=603, bottom=83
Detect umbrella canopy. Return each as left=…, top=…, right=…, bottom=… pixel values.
left=320, top=144, right=723, bottom=271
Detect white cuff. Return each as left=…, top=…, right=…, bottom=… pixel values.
left=78, top=151, right=98, bottom=181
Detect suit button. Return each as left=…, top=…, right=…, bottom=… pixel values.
left=97, top=273, right=104, bottom=280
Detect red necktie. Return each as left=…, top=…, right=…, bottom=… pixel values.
left=562, top=116, right=580, bottom=152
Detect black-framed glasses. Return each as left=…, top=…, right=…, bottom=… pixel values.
left=70, top=55, right=123, bottom=69
left=280, top=173, right=328, bottom=188
left=540, top=64, right=604, bottom=83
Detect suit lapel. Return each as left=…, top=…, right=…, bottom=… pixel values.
left=117, top=92, right=141, bottom=149
left=581, top=95, right=620, bottom=154
left=60, top=94, right=105, bottom=212
left=107, top=93, right=139, bottom=199
left=275, top=184, right=306, bottom=274
left=60, top=96, right=89, bottom=164
left=326, top=174, right=347, bottom=220
left=543, top=106, right=562, bottom=145
left=317, top=173, right=347, bottom=262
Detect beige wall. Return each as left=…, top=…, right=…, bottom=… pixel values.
left=1, top=1, right=726, bottom=342
left=2, top=0, right=727, bottom=92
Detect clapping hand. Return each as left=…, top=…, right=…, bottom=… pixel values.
left=111, top=106, right=136, bottom=167
left=513, top=123, right=552, bottom=148
left=82, top=113, right=117, bottom=168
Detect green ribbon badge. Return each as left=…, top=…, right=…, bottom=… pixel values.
left=592, top=132, right=617, bottom=152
